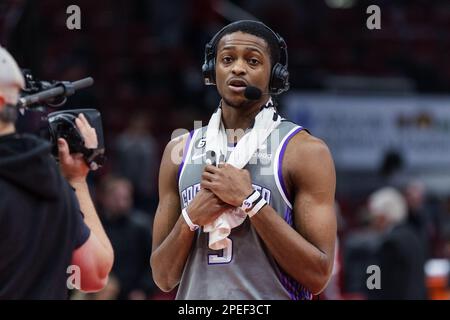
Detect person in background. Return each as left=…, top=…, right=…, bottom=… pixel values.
left=97, top=175, right=156, bottom=299
left=368, top=187, right=427, bottom=299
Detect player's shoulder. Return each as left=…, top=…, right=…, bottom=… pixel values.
left=160, top=132, right=190, bottom=170
left=165, top=129, right=193, bottom=155
left=281, top=125, right=335, bottom=189
left=285, top=126, right=333, bottom=165
left=167, top=132, right=187, bottom=150
left=162, top=126, right=206, bottom=168
left=167, top=126, right=206, bottom=147
left=292, top=130, right=327, bottom=148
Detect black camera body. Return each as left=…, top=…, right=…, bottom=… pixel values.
left=20, top=70, right=105, bottom=169
left=47, top=109, right=105, bottom=170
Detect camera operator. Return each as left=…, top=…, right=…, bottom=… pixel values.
left=0, top=46, right=114, bottom=299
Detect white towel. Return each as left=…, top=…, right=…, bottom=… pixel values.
left=203, top=99, right=281, bottom=250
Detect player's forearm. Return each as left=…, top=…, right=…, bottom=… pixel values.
left=70, top=180, right=114, bottom=260
left=150, top=216, right=196, bottom=292
left=250, top=205, right=333, bottom=295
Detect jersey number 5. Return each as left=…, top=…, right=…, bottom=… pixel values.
left=208, top=238, right=233, bottom=264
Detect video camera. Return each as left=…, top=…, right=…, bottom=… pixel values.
left=18, top=70, right=105, bottom=170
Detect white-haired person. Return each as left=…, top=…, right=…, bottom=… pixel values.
left=0, top=46, right=114, bottom=299
left=368, top=187, right=427, bottom=299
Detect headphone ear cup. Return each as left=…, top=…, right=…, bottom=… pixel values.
left=202, top=43, right=216, bottom=85
left=202, top=59, right=214, bottom=85
left=202, top=61, right=211, bottom=85
left=202, top=58, right=216, bottom=85
left=270, top=63, right=289, bottom=93
left=209, top=59, right=216, bottom=85
left=279, top=65, right=289, bottom=91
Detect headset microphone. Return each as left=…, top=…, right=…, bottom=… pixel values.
left=244, top=86, right=271, bottom=100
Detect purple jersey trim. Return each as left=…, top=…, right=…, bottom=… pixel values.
left=177, top=130, right=194, bottom=183
left=277, top=126, right=303, bottom=203
left=278, top=207, right=313, bottom=300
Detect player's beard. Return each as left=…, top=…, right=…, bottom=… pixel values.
left=222, top=96, right=253, bottom=109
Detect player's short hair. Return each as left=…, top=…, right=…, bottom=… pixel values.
left=213, top=20, right=281, bottom=68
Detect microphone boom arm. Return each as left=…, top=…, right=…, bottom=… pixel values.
left=17, top=77, right=94, bottom=109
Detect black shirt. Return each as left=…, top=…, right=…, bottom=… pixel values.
left=0, top=133, right=90, bottom=299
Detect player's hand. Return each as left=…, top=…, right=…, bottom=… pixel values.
left=58, top=113, right=98, bottom=183
left=186, top=189, right=234, bottom=226
left=201, top=163, right=254, bottom=207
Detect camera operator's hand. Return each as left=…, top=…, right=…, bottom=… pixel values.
left=58, top=113, right=98, bottom=183
left=75, top=113, right=98, bottom=149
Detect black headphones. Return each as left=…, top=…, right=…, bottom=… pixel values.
left=202, top=20, right=290, bottom=95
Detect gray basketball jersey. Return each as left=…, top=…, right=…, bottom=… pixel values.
left=176, top=120, right=312, bottom=300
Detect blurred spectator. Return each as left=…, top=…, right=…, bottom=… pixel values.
left=97, top=175, right=156, bottom=300
left=437, top=198, right=450, bottom=260
left=404, top=180, right=436, bottom=259
left=368, top=187, right=427, bottom=299
left=379, top=149, right=406, bottom=189
left=113, top=112, right=158, bottom=213
left=342, top=206, right=380, bottom=299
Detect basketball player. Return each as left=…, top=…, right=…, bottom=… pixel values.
left=151, top=20, right=336, bottom=299
left=0, top=46, right=114, bottom=298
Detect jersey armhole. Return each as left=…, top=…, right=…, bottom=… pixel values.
left=177, top=129, right=199, bottom=189
left=273, top=126, right=304, bottom=209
